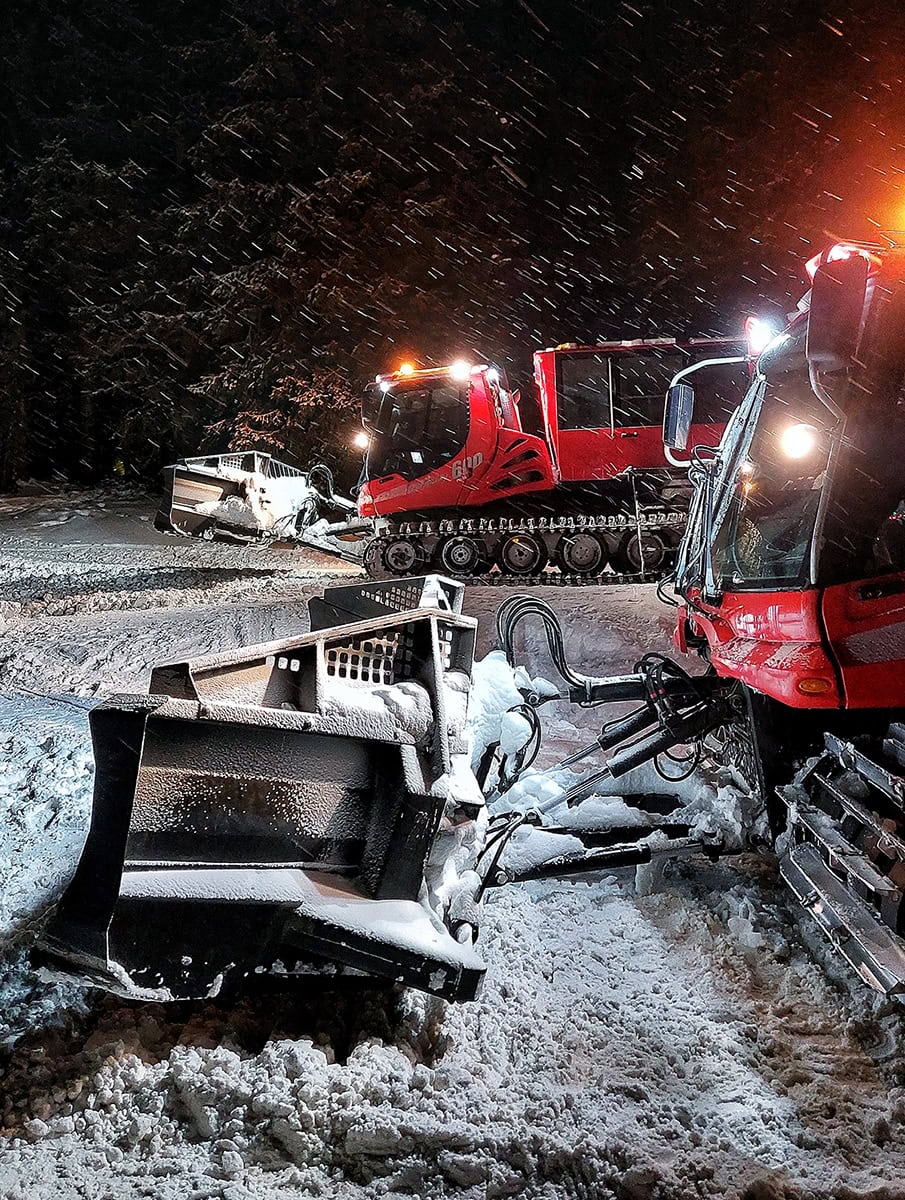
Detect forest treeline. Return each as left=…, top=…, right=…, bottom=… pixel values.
left=1, top=0, right=902, bottom=490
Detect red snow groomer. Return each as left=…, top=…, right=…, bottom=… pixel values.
left=359, top=340, right=749, bottom=580
left=497, top=237, right=905, bottom=995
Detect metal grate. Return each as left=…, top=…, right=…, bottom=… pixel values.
left=325, top=632, right=411, bottom=685
left=219, top=454, right=248, bottom=471
left=358, top=583, right=427, bottom=612
left=265, top=457, right=306, bottom=479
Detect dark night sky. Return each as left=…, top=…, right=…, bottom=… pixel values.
left=2, top=0, right=905, bottom=481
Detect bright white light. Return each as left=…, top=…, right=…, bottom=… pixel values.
left=398, top=362, right=415, bottom=375
left=780, top=422, right=819, bottom=459
left=744, top=315, right=777, bottom=357
left=353, top=431, right=370, bottom=450
left=449, top=359, right=472, bottom=382
left=379, top=380, right=392, bottom=392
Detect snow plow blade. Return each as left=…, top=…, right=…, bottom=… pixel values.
left=37, top=576, right=486, bottom=1002
left=155, top=452, right=368, bottom=557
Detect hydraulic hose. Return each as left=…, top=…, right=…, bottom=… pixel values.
left=496, top=594, right=602, bottom=695
left=307, top=463, right=337, bottom=501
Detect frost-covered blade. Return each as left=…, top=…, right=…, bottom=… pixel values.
left=36, top=577, right=487, bottom=1002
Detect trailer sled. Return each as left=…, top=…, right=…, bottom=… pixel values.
left=155, top=451, right=371, bottom=563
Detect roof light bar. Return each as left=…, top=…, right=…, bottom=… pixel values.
left=805, top=243, right=884, bottom=282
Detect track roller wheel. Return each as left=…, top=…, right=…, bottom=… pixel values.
left=363, top=538, right=389, bottom=579
left=382, top=537, right=425, bottom=576
left=612, top=528, right=671, bottom=575
left=554, top=531, right=606, bottom=576
left=496, top=532, right=548, bottom=576
left=437, top=534, right=486, bottom=577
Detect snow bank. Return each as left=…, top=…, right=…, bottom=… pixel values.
left=0, top=700, right=96, bottom=1046
left=2, top=871, right=903, bottom=1199
left=0, top=701, right=94, bottom=940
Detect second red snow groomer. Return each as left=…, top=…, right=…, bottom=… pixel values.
left=359, top=339, right=748, bottom=578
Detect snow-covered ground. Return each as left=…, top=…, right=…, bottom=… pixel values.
left=2, top=492, right=905, bottom=1199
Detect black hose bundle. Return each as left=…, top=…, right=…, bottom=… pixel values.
left=497, top=701, right=543, bottom=791
left=632, top=652, right=708, bottom=782
left=496, top=594, right=589, bottom=692
left=307, top=463, right=337, bottom=501
left=475, top=812, right=530, bottom=897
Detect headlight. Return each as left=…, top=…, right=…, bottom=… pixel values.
left=779, top=423, right=819, bottom=459
left=744, top=315, right=777, bottom=357
left=353, top=431, right=370, bottom=451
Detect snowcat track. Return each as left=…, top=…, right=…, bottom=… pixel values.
left=414, top=571, right=671, bottom=587
left=366, top=509, right=685, bottom=585
left=779, top=728, right=905, bottom=995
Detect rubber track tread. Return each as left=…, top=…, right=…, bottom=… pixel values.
left=369, top=509, right=684, bottom=584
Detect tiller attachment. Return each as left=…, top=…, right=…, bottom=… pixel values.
left=38, top=576, right=485, bottom=1002
left=155, top=451, right=371, bottom=560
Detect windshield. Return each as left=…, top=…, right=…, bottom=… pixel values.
left=708, top=367, right=837, bottom=590
left=366, top=383, right=469, bottom=481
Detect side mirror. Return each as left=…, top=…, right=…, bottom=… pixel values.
left=663, top=383, right=695, bottom=451
left=361, top=386, right=381, bottom=428
left=806, top=254, right=869, bottom=372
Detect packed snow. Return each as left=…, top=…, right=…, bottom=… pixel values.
left=1, top=496, right=905, bottom=1198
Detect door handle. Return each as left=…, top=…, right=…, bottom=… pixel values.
left=619, top=431, right=639, bottom=438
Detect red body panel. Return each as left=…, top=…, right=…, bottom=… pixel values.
left=555, top=424, right=683, bottom=482
left=533, top=341, right=741, bottom=483
left=358, top=368, right=555, bottom=519
left=681, top=588, right=842, bottom=708
left=821, top=573, right=905, bottom=709
left=682, top=575, right=905, bottom=711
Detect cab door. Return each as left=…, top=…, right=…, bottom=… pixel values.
left=555, top=350, right=678, bottom=482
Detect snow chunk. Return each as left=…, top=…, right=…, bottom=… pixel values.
left=468, top=651, right=525, bottom=768
left=320, top=677, right=434, bottom=741
left=467, top=651, right=554, bottom=768
left=499, top=710, right=532, bottom=757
